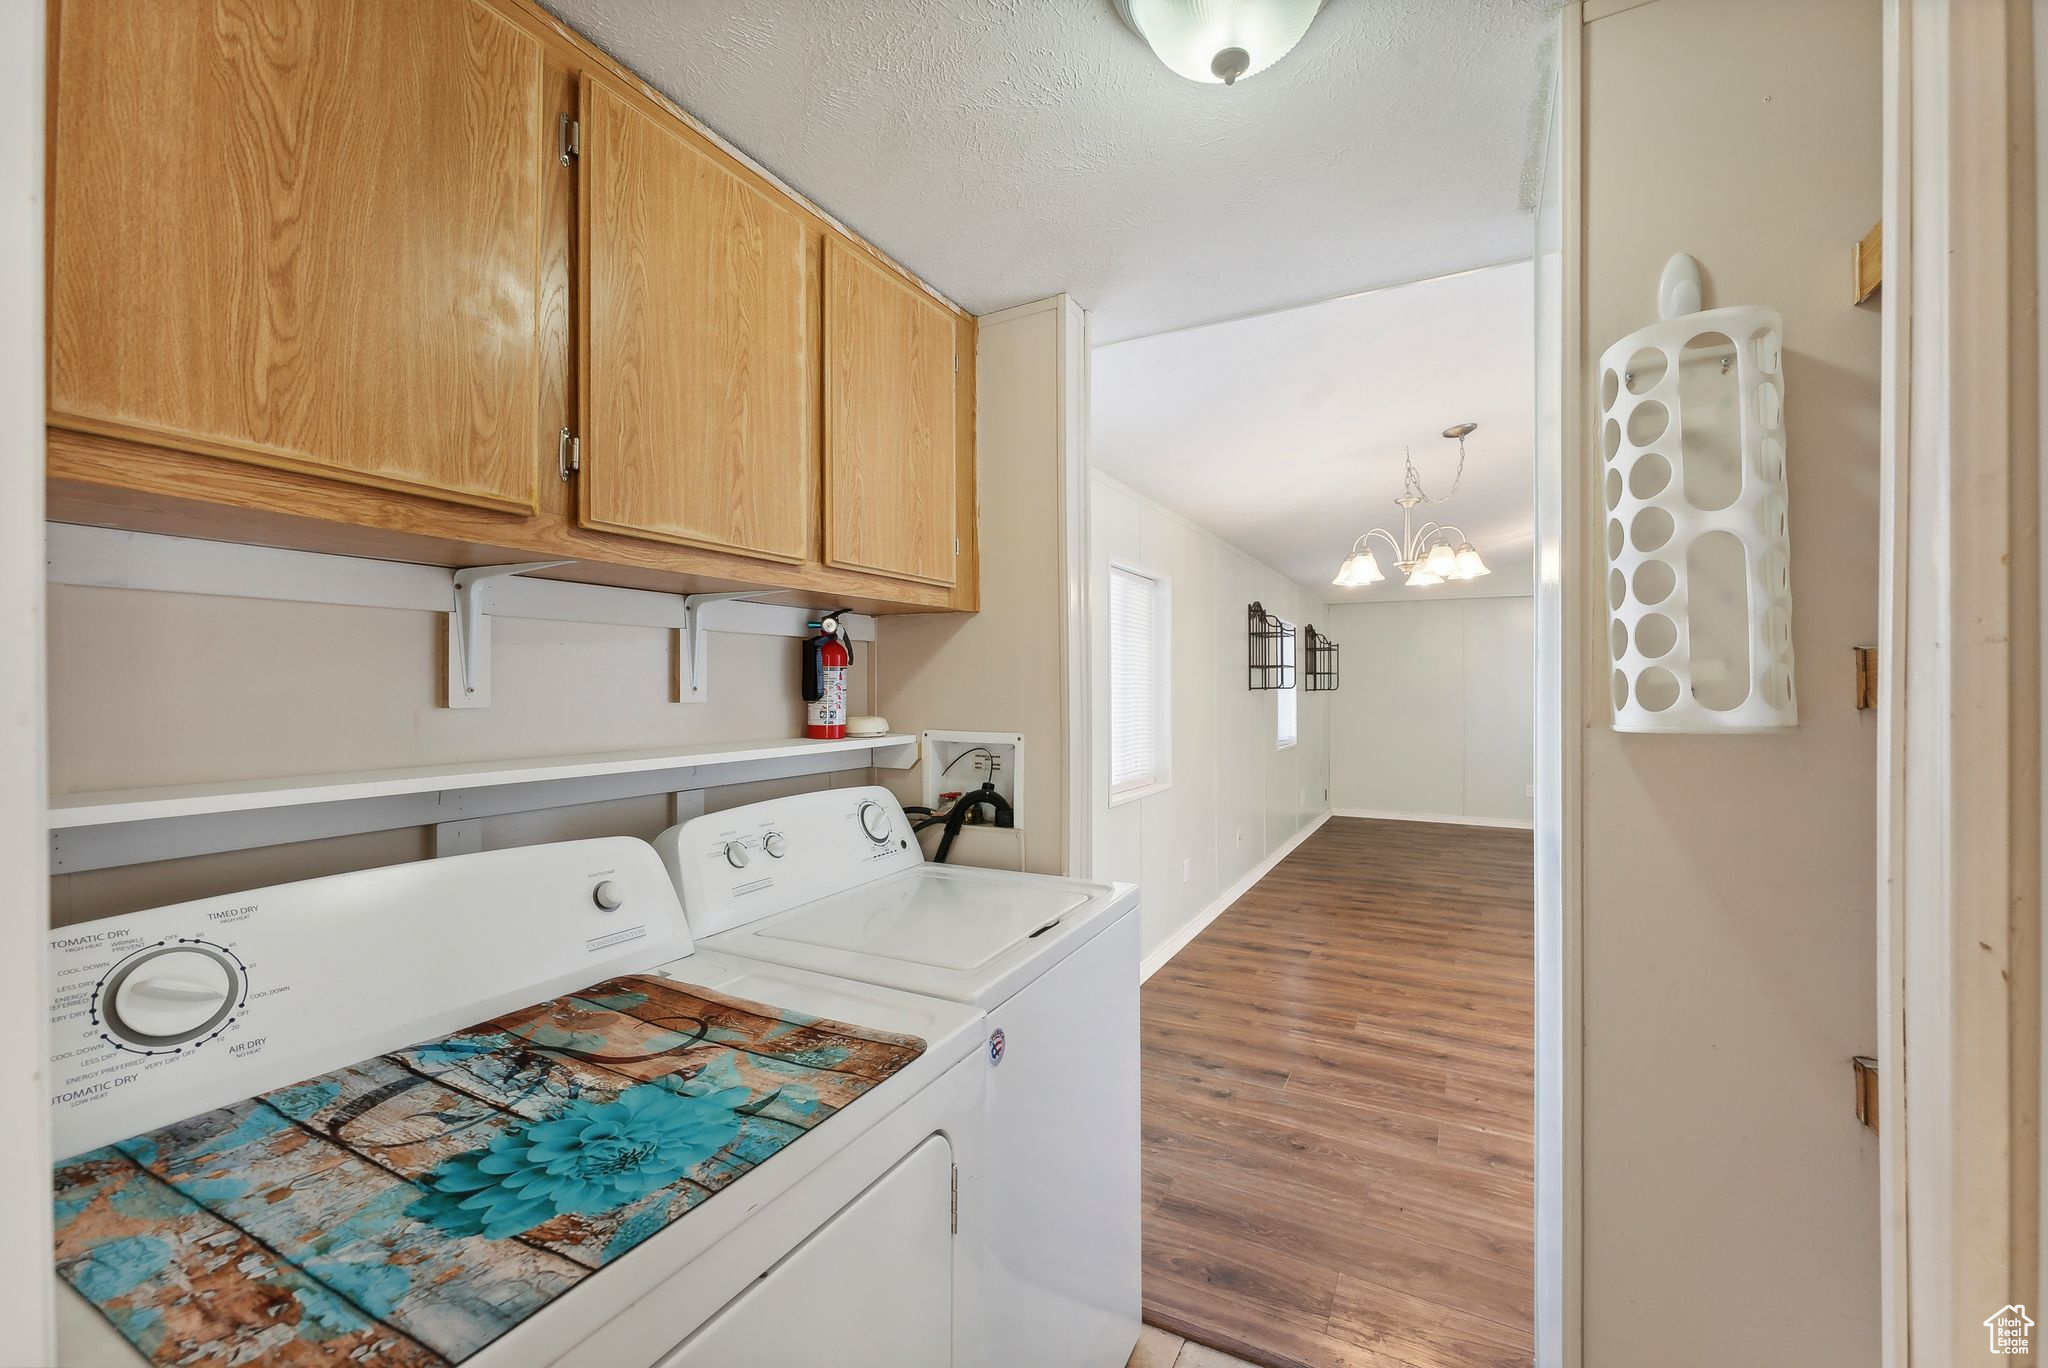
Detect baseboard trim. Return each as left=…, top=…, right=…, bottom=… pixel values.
left=1139, top=811, right=1332, bottom=983
left=1331, top=808, right=1535, bottom=831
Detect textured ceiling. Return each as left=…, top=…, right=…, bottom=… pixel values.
left=541, top=0, right=1559, bottom=342
left=1090, top=261, right=1535, bottom=597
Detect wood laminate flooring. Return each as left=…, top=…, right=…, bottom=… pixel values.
left=1140, top=817, right=1534, bottom=1368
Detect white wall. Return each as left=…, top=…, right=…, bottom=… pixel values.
left=1088, top=471, right=1331, bottom=965
left=1578, top=1, right=1881, bottom=1363
left=46, top=589, right=874, bottom=922
left=1327, top=596, right=1534, bottom=825
left=2, top=0, right=50, bottom=1361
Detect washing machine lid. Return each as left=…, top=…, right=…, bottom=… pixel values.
left=761, top=866, right=1090, bottom=969
left=706, top=865, right=1137, bottom=1009
left=53, top=946, right=985, bottom=1368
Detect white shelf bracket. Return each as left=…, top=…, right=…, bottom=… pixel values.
left=679, top=591, right=767, bottom=703
left=447, top=560, right=574, bottom=709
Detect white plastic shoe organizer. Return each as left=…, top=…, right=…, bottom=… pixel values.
left=1598, top=253, right=1796, bottom=733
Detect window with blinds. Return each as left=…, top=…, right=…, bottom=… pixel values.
left=1109, top=565, right=1169, bottom=798
left=1276, top=618, right=1298, bottom=748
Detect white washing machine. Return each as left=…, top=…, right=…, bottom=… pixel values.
left=656, top=786, right=1142, bottom=1368
left=45, top=838, right=988, bottom=1368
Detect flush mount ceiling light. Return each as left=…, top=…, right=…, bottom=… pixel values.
left=1112, top=0, right=1329, bottom=86
left=1331, top=423, right=1493, bottom=590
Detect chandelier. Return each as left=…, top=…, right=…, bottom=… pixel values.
left=1331, top=423, right=1492, bottom=589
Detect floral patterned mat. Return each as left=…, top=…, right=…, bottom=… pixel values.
left=52, top=974, right=928, bottom=1366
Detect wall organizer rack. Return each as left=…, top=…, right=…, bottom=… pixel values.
left=1247, top=602, right=1294, bottom=691
left=1303, top=625, right=1340, bottom=691
left=1598, top=252, right=1797, bottom=732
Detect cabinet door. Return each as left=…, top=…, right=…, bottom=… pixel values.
left=50, top=0, right=545, bottom=513
left=579, top=77, right=811, bottom=563
left=823, top=239, right=958, bottom=587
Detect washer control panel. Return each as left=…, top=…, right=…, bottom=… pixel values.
left=48, top=838, right=685, bottom=1159
left=102, top=941, right=244, bottom=1047
left=654, top=786, right=924, bottom=940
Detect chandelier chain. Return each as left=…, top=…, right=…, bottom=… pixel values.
left=1404, top=430, right=1469, bottom=506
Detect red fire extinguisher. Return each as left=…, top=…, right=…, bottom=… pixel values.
left=803, top=611, right=851, bottom=740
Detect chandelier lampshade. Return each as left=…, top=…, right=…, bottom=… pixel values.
left=1330, top=550, right=1385, bottom=588
left=1112, top=0, right=1328, bottom=85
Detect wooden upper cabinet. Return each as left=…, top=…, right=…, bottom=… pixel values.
left=578, top=77, right=811, bottom=563
left=823, top=238, right=959, bottom=587
left=49, top=0, right=546, bottom=513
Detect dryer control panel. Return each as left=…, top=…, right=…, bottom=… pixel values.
left=655, top=786, right=925, bottom=940
left=48, top=838, right=686, bottom=1159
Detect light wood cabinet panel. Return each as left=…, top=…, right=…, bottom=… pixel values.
left=578, top=77, right=811, bottom=562
left=823, top=238, right=959, bottom=587
left=49, top=0, right=546, bottom=513
left=46, top=0, right=978, bottom=613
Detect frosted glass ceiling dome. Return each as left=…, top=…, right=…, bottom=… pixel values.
left=1113, top=0, right=1329, bottom=85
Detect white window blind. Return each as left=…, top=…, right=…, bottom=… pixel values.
left=1109, top=566, right=1167, bottom=796
left=1277, top=619, right=1298, bottom=748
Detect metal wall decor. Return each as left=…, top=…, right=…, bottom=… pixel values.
left=1247, top=602, right=1294, bottom=691
left=1302, top=625, right=1339, bottom=691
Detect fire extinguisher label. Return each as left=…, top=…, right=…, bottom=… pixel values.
left=807, top=667, right=847, bottom=728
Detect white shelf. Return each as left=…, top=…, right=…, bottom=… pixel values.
left=50, top=734, right=918, bottom=831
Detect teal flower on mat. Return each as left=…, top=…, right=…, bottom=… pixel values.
left=410, top=1082, right=745, bottom=1240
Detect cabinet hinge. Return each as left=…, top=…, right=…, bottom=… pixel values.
left=558, top=427, right=581, bottom=482
left=949, top=1164, right=959, bottom=1234
left=954, top=352, right=960, bottom=373
left=558, top=113, right=581, bottom=165
left=954, top=537, right=961, bottom=556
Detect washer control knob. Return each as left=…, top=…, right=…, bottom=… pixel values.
left=763, top=832, right=788, bottom=858
left=592, top=879, right=624, bottom=911
left=105, top=948, right=237, bottom=1046
left=858, top=800, right=893, bottom=844
left=724, top=840, right=751, bottom=869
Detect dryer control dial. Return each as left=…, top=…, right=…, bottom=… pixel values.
left=104, top=947, right=238, bottom=1047
left=724, top=841, right=751, bottom=869
left=857, top=800, right=893, bottom=844
left=763, top=832, right=788, bottom=858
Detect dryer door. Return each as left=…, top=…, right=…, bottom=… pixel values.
left=660, top=1135, right=955, bottom=1368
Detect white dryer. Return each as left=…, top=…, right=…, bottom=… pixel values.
left=46, top=838, right=987, bottom=1368
left=656, top=786, right=1142, bottom=1368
